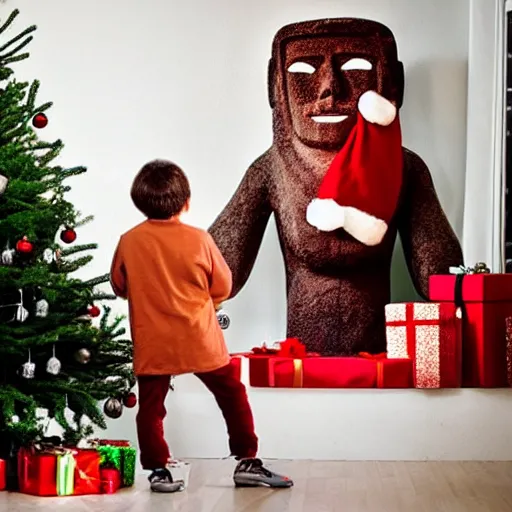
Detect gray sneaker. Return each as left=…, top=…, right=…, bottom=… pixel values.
left=148, top=468, right=185, bottom=493
left=233, top=458, right=293, bottom=488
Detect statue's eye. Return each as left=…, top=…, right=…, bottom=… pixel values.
left=287, top=62, right=316, bottom=74
left=341, top=58, right=372, bottom=71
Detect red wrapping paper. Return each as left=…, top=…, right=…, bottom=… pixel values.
left=18, top=447, right=58, bottom=496
left=100, top=468, right=122, bottom=494
left=238, top=354, right=412, bottom=388
left=0, top=459, right=5, bottom=491
left=385, top=302, right=462, bottom=388
left=17, top=447, right=100, bottom=497
left=73, top=449, right=101, bottom=496
left=430, top=274, right=512, bottom=387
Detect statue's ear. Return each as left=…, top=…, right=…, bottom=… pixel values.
left=395, top=60, right=405, bottom=108
left=268, top=58, right=276, bottom=109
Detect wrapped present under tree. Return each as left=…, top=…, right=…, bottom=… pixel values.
left=17, top=445, right=101, bottom=497
left=93, top=440, right=136, bottom=488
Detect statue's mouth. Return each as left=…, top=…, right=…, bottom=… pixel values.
left=310, top=115, right=348, bottom=124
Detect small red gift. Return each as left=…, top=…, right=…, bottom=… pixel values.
left=0, top=459, right=5, bottom=491
left=100, top=468, right=122, bottom=494
left=429, top=272, right=512, bottom=387
left=17, top=446, right=101, bottom=497
left=385, top=302, right=462, bottom=388
left=237, top=339, right=413, bottom=389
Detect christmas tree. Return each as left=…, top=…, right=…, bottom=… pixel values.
left=0, top=9, right=134, bottom=455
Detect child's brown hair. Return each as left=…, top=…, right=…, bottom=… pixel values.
left=131, top=160, right=190, bottom=219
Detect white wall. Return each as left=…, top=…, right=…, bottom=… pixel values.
left=5, top=0, right=512, bottom=461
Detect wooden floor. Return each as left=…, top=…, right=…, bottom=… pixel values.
left=3, top=459, right=512, bottom=511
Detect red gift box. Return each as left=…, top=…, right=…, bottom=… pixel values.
left=100, top=468, right=122, bottom=494
left=233, top=338, right=413, bottom=389
left=0, top=459, right=5, bottom=491
left=429, top=273, right=512, bottom=387
left=73, top=449, right=101, bottom=496
left=243, top=354, right=412, bottom=389
left=17, top=447, right=101, bottom=497
left=385, top=302, right=462, bottom=388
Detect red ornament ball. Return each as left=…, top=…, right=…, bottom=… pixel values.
left=123, top=392, right=137, bottom=408
left=88, top=305, right=101, bottom=318
left=16, top=236, right=33, bottom=254
left=32, top=113, right=48, bottom=129
left=60, top=227, right=77, bottom=244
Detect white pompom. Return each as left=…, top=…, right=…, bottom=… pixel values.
left=358, top=91, right=397, bottom=126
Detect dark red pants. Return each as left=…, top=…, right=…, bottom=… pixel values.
left=136, top=362, right=258, bottom=469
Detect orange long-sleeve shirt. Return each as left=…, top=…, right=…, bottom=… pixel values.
left=110, top=218, right=232, bottom=376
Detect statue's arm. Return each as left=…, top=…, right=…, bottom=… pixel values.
left=209, top=159, right=272, bottom=297
left=398, top=149, right=464, bottom=298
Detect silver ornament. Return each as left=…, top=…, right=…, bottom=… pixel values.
left=1, top=248, right=14, bottom=265
left=43, top=248, right=54, bottom=264
left=46, top=346, right=61, bottom=375
left=21, top=350, right=35, bottom=379
left=35, top=299, right=49, bottom=318
left=216, top=309, right=230, bottom=330
left=103, top=397, right=123, bottom=419
left=74, top=348, right=91, bottom=364
left=11, top=415, right=19, bottom=424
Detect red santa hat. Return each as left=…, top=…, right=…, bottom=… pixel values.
left=306, top=90, right=403, bottom=246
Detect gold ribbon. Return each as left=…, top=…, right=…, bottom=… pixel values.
left=376, top=361, right=384, bottom=388
left=292, top=359, right=303, bottom=388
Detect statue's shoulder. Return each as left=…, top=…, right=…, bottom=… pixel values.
left=403, top=147, right=427, bottom=169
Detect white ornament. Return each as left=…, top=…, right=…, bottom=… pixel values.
left=21, top=349, right=35, bottom=379
left=16, top=288, right=29, bottom=322
left=35, top=299, right=49, bottom=318
left=0, top=174, right=8, bottom=196
left=43, top=248, right=54, bottom=264
left=1, top=247, right=14, bottom=265
left=11, top=415, right=19, bottom=424
left=46, top=345, right=61, bottom=375
left=16, top=305, right=29, bottom=322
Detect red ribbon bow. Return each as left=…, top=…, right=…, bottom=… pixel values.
left=277, top=338, right=307, bottom=358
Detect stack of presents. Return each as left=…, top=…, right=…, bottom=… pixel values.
left=0, top=439, right=136, bottom=496
left=232, top=264, right=512, bottom=389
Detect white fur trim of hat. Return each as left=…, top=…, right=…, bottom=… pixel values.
left=306, top=199, right=387, bottom=246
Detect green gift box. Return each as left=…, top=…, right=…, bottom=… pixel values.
left=95, top=440, right=136, bottom=488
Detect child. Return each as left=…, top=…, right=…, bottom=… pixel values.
left=110, top=160, right=293, bottom=492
